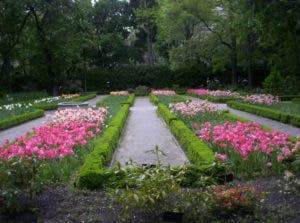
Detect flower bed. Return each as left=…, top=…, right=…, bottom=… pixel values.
left=151, top=89, right=176, bottom=96
left=169, top=101, right=219, bottom=117
left=242, top=94, right=280, bottom=105
left=110, top=91, right=129, bottom=95
left=0, top=108, right=108, bottom=160
left=188, top=89, right=241, bottom=98
left=169, top=98, right=299, bottom=177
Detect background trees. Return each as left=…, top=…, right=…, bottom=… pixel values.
left=0, top=0, right=299, bottom=95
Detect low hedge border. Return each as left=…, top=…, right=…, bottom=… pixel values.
left=0, top=109, right=44, bottom=130
left=187, top=93, right=235, bottom=103
left=280, top=95, right=300, bottom=101
left=227, top=100, right=300, bottom=127
left=33, top=104, right=58, bottom=110
left=69, top=93, right=97, bottom=102
left=77, top=95, right=135, bottom=189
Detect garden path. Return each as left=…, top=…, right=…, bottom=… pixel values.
left=188, top=96, right=300, bottom=137
left=0, top=95, right=106, bottom=145
left=111, top=97, right=189, bottom=167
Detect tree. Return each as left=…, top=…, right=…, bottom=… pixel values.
left=0, top=1, right=32, bottom=91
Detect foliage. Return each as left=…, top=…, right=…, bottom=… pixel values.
left=0, top=109, right=44, bottom=130
left=78, top=95, right=134, bottom=189
left=227, top=101, right=300, bottom=127
left=0, top=156, right=44, bottom=214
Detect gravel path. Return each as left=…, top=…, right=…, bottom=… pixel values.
left=0, top=95, right=106, bottom=145
left=188, top=96, right=300, bottom=136
left=111, top=97, right=189, bottom=167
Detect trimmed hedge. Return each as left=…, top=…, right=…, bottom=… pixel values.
left=33, top=104, right=58, bottom=110
left=78, top=99, right=133, bottom=189
left=187, top=93, right=235, bottom=103
left=169, top=119, right=215, bottom=166
left=157, top=103, right=177, bottom=125
left=280, top=95, right=300, bottom=101
left=0, top=109, right=44, bottom=130
left=69, top=93, right=97, bottom=102
left=227, top=101, right=300, bottom=127
left=292, top=98, right=300, bottom=104
left=149, top=94, right=159, bottom=105
left=154, top=101, right=215, bottom=167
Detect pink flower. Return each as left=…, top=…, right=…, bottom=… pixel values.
left=216, top=154, right=228, bottom=161
left=193, top=123, right=199, bottom=129
left=265, top=162, right=272, bottom=168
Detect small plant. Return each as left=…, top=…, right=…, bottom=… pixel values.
left=208, top=184, right=264, bottom=216
left=0, top=156, right=44, bottom=214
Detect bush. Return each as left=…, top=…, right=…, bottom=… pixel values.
left=157, top=103, right=178, bottom=125
left=69, top=93, right=97, bottom=102
left=169, top=120, right=215, bottom=166
left=78, top=104, right=131, bottom=189
left=134, top=85, right=150, bottom=96
left=0, top=109, right=44, bottom=130
left=227, top=101, right=297, bottom=126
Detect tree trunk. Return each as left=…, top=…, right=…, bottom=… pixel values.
left=0, top=56, right=12, bottom=91
left=230, top=32, right=238, bottom=86
left=246, top=34, right=254, bottom=88
left=146, top=28, right=155, bottom=66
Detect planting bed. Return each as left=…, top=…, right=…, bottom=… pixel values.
left=0, top=91, right=299, bottom=223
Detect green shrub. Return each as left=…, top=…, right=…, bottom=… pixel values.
left=149, top=94, right=159, bottom=105
left=134, top=85, right=150, bottom=96
left=292, top=98, right=300, bottom=104
left=69, top=93, right=96, bottom=102
left=227, top=101, right=298, bottom=126
left=157, top=103, right=178, bottom=125
left=0, top=109, right=44, bottom=130
left=33, top=104, right=58, bottom=110
left=169, top=120, right=215, bottom=166
left=78, top=104, right=131, bottom=189
left=291, top=115, right=300, bottom=127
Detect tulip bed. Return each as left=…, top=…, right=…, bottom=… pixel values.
left=153, top=93, right=299, bottom=178
left=0, top=94, right=97, bottom=130
left=173, top=101, right=299, bottom=178
left=0, top=94, right=134, bottom=211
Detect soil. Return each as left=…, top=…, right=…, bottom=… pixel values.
left=0, top=176, right=299, bottom=223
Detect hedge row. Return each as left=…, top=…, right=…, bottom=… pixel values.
left=69, top=93, right=97, bottom=102
left=0, top=109, right=44, bottom=130
left=33, top=104, right=58, bottom=110
left=77, top=96, right=134, bottom=189
left=280, top=95, right=300, bottom=101
left=187, top=93, right=235, bottom=103
left=227, top=101, right=300, bottom=127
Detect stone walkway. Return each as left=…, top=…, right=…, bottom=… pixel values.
left=188, top=96, right=300, bottom=137
left=0, top=95, right=106, bottom=145
left=111, top=97, right=189, bottom=167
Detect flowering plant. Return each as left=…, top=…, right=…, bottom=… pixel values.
left=195, top=121, right=296, bottom=176
left=110, top=91, right=129, bottom=95
left=169, top=100, right=219, bottom=117
left=209, top=184, right=263, bottom=214
left=187, top=89, right=241, bottom=98
left=151, top=89, right=176, bottom=95
left=242, top=94, right=280, bottom=105
left=0, top=108, right=108, bottom=160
